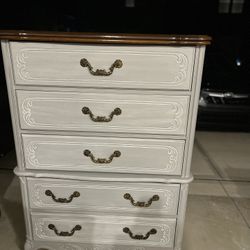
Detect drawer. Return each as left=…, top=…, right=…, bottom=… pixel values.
left=11, top=42, right=195, bottom=90
left=17, top=90, right=190, bottom=135
left=23, top=134, right=185, bottom=175
left=31, top=212, right=176, bottom=248
left=28, top=178, right=180, bottom=216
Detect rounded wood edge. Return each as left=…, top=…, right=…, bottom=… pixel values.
left=14, top=167, right=194, bottom=184
left=0, top=30, right=211, bottom=45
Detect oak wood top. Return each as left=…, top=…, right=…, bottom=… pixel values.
left=0, top=30, right=211, bottom=45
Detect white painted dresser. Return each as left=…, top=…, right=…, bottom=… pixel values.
left=0, top=31, right=211, bottom=250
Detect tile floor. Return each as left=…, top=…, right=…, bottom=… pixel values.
left=0, top=131, right=249, bottom=250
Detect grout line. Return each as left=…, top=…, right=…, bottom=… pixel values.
left=194, top=177, right=250, bottom=183
left=194, top=138, right=224, bottom=179
left=219, top=180, right=250, bottom=229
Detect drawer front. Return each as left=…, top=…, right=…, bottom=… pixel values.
left=28, top=178, right=180, bottom=216
left=11, top=42, right=195, bottom=90
left=32, top=213, right=176, bottom=248
left=23, top=134, right=185, bottom=175
left=17, top=91, right=190, bottom=135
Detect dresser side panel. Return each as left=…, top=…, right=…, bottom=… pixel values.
left=1, top=41, right=24, bottom=169
left=182, top=46, right=205, bottom=177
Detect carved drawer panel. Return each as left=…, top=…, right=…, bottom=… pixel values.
left=17, top=90, right=190, bottom=135
left=10, top=42, right=195, bottom=90
left=27, top=178, right=180, bottom=216
left=30, top=241, right=174, bottom=250
left=22, top=134, right=185, bottom=175
left=31, top=212, right=176, bottom=248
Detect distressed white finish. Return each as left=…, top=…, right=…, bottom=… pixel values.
left=1, top=38, right=207, bottom=250
left=11, top=42, right=195, bottom=90
left=22, top=134, right=185, bottom=175
left=17, top=90, right=190, bottom=135
left=25, top=239, right=175, bottom=250
left=28, top=178, right=180, bottom=215
left=14, top=167, right=194, bottom=184
left=31, top=213, right=176, bottom=248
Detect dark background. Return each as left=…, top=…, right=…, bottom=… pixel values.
left=0, top=0, right=250, bottom=156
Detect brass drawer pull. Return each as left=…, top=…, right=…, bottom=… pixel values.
left=123, top=227, right=157, bottom=240
left=80, top=58, right=123, bottom=76
left=82, top=106, right=122, bottom=122
left=124, top=193, right=159, bottom=207
left=45, top=190, right=80, bottom=203
left=84, top=149, right=121, bottom=164
left=48, top=224, right=81, bottom=237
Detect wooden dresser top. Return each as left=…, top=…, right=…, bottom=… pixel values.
left=0, top=30, right=211, bottom=45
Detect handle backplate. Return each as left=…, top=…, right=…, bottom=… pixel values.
left=124, top=193, right=159, bottom=207
left=123, top=227, right=157, bottom=240
left=82, top=107, right=121, bottom=122
left=80, top=58, right=123, bottom=76
left=84, top=149, right=121, bottom=164
left=48, top=224, right=81, bottom=237
left=45, top=190, right=80, bottom=203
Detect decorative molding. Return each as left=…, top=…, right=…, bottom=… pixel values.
left=25, top=139, right=179, bottom=172
left=166, top=146, right=178, bottom=171
left=31, top=181, right=177, bottom=213
left=14, top=167, right=194, bottom=184
left=20, top=95, right=186, bottom=133
left=15, top=47, right=190, bottom=86
left=163, top=189, right=175, bottom=210
left=16, top=50, right=31, bottom=81
left=175, top=53, right=188, bottom=83
left=27, top=141, right=40, bottom=167
left=33, top=216, right=173, bottom=247
left=22, top=98, right=36, bottom=127
left=160, top=224, right=171, bottom=244
left=35, top=220, right=47, bottom=239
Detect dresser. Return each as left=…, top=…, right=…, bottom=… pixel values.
left=0, top=31, right=211, bottom=250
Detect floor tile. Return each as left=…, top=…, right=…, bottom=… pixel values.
left=222, top=181, right=250, bottom=227
left=191, top=143, right=220, bottom=180
left=0, top=150, right=17, bottom=170
left=0, top=170, right=15, bottom=197
left=0, top=174, right=25, bottom=250
left=195, top=132, right=250, bottom=180
left=189, top=179, right=227, bottom=196
left=184, top=180, right=250, bottom=250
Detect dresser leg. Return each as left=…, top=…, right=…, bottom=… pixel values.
left=24, top=239, right=34, bottom=250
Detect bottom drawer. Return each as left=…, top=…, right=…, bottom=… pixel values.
left=32, top=213, right=176, bottom=248
left=30, top=241, right=174, bottom=250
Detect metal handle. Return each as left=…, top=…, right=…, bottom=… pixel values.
left=82, top=107, right=122, bottom=122
left=48, top=224, right=81, bottom=237
left=123, top=193, right=160, bottom=207
left=84, top=149, right=121, bottom=164
left=80, top=58, right=123, bottom=76
left=123, top=227, right=157, bottom=240
left=45, top=190, right=80, bottom=203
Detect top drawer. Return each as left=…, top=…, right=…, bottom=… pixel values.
left=10, top=42, right=195, bottom=90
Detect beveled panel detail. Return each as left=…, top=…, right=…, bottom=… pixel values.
left=32, top=213, right=176, bottom=248
left=28, top=178, right=180, bottom=216
left=11, top=43, right=195, bottom=90
left=18, top=91, right=189, bottom=135
left=23, top=134, right=185, bottom=175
